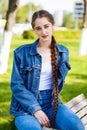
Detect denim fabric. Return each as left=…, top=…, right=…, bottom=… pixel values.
left=10, top=39, right=71, bottom=116
left=15, top=90, right=85, bottom=130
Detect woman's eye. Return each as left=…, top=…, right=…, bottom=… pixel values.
left=44, top=25, right=49, bottom=28
left=35, top=27, right=41, bottom=31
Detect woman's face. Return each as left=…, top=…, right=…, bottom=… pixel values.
left=34, top=17, right=53, bottom=43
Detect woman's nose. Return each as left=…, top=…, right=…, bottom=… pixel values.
left=41, top=28, right=46, bottom=34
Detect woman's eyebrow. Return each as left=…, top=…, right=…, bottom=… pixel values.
left=35, top=23, right=50, bottom=29
left=44, top=23, right=50, bottom=26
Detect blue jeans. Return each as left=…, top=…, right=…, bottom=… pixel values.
left=15, top=90, right=85, bottom=130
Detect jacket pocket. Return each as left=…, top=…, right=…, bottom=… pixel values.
left=20, top=67, right=33, bottom=89
left=21, top=67, right=33, bottom=74
left=20, top=65, right=40, bottom=74
left=59, top=61, right=71, bottom=80
left=20, top=65, right=41, bottom=90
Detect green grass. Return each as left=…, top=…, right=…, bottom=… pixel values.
left=59, top=40, right=87, bottom=102
left=0, top=32, right=87, bottom=129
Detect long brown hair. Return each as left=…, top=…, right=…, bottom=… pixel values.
left=31, top=10, right=59, bottom=127
left=50, top=36, right=59, bottom=126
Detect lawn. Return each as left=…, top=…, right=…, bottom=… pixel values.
left=0, top=32, right=87, bottom=130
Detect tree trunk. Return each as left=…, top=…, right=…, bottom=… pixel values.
left=83, top=0, right=87, bottom=28
left=0, top=0, right=19, bottom=74
left=79, top=0, right=87, bottom=55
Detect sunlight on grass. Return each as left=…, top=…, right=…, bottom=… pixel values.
left=0, top=118, right=9, bottom=124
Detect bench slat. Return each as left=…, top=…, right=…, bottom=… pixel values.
left=81, top=115, right=87, bottom=125
left=77, top=106, right=87, bottom=118
left=66, top=94, right=85, bottom=108
left=66, top=94, right=87, bottom=128
left=71, top=99, right=87, bottom=113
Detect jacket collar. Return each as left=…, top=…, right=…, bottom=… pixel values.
left=57, top=44, right=67, bottom=52
left=30, top=39, right=67, bottom=55
left=30, top=39, right=39, bottom=55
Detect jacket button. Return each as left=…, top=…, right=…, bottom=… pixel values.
left=35, top=76, right=39, bottom=79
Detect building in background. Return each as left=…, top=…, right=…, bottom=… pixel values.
left=74, top=0, right=84, bottom=29
left=74, top=0, right=84, bottom=19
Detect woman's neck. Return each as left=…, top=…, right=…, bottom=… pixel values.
left=37, top=40, right=51, bottom=63
left=38, top=40, right=51, bottom=48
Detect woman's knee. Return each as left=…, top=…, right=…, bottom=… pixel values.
left=64, top=117, right=85, bottom=130
left=55, top=117, right=84, bottom=130
left=54, top=104, right=85, bottom=130
left=15, top=115, right=42, bottom=130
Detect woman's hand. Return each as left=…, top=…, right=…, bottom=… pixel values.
left=34, top=110, right=50, bottom=127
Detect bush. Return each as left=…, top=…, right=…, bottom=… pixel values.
left=22, top=30, right=37, bottom=39
left=53, top=30, right=81, bottom=39
left=22, top=29, right=81, bottom=40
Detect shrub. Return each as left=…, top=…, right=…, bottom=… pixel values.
left=53, top=30, right=81, bottom=40
left=22, top=30, right=37, bottom=39
left=22, top=29, right=81, bottom=40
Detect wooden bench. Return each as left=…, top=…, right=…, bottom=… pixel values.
left=43, top=93, right=87, bottom=130
left=66, top=93, right=87, bottom=130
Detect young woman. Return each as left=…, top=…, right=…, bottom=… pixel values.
left=10, top=10, right=84, bottom=130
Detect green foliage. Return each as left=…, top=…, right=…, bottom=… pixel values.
left=62, top=13, right=75, bottom=29
left=0, top=0, right=8, bottom=18
left=22, top=30, right=37, bottom=39
left=62, top=13, right=83, bottom=29
left=0, top=1, right=42, bottom=22
left=16, top=3, right=42, bottom=23
left=22, top=30, right=81, bottom=40
left=78, top=19, right=83, bottom=29
left=16, top=5, right=29, bottom=23
left=53, top=30, right=81, bottom=40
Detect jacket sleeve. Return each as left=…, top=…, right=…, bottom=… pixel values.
left=58, top=47, right=71, bottom=92
left=59, top=47, right=71, bottom=80
left=10, top=51, right=41, bottom=115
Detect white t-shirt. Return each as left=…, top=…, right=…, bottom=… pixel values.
left=39, top=62, right=53, bottom=90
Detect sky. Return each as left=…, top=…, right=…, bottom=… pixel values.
left=20, top=0, right=76, bottom=13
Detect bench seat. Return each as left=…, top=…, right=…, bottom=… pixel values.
left=43, top=93, right=87, bottom=130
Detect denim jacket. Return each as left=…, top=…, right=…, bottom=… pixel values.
left=10, top=39, right=71, bottom=116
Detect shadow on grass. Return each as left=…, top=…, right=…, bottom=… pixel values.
left=0, top=81, right=10, bottom=88
left=0, top=118, right=17, bottom=130
left=0, top=82, right=11, bottom=102
left=0, top=81, right=14, bottom=130
left=69, top=73, right=87, bottom=79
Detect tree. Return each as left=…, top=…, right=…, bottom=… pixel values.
left=0, top=0, right=19, bottom=74
left=16, top=3, right=42, bottom=23
left=83, top=0, right=87, bottom=28
left=62, top=13, right=75, bottom=29
left=0, top=0, right=42, bottom=74
left=62, top=12, right=83, bottom=29
left=79, top=0, right=87, bottom=55
left=0, top=0, right=8, bottom=18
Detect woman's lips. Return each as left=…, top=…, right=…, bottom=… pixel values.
left=42, top=35, right=48, bottom=38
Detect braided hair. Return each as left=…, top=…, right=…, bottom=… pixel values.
left=31, top=10, right=59, bottom=127
left=50, top=36, right=59, bottom=127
